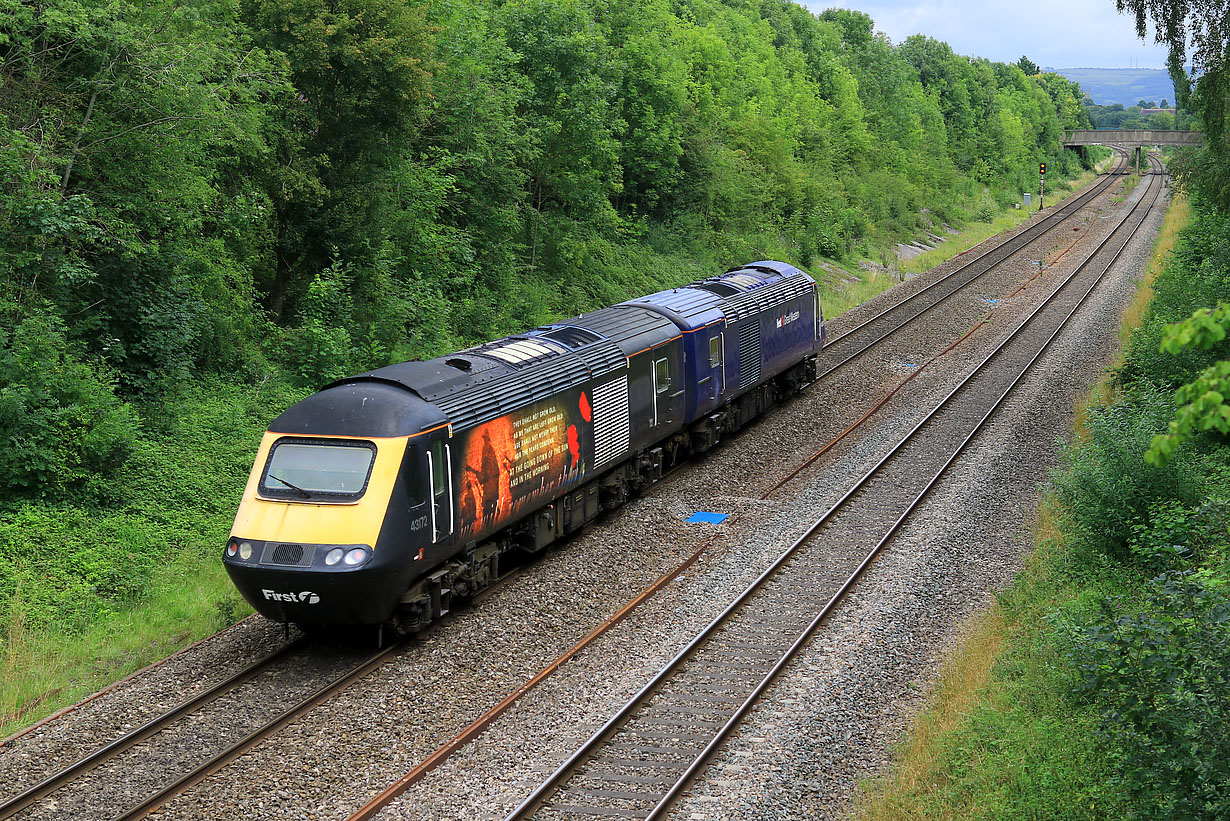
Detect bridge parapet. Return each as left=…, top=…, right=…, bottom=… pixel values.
left=1063, top=129, right=1203, bottom=147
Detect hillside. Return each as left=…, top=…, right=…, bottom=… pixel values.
left=1050, top=66, right=1178, bottom=106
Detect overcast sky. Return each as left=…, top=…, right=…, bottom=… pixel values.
left=800, top=1, right=1172, bottom=69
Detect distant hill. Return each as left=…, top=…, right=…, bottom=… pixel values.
left=1048, top=67, right=1178, bottom=107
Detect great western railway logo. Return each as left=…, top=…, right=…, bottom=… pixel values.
left=262, top=589, right=320, bottom=604
left=776, top=310, right=801, bottom=329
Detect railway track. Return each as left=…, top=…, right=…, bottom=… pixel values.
left=0, top=636, right=307, bottom=819
left=501, top=156, right=1163, bottom=820
left=339, top=154, right=1155, bottom=819
left=0, top=637, right=406, bottom=821
left=814, top=150, right=1130, bottom=380
left=0, top=557, right=541, bottom=821
left=0, top=155, right=1153, bottom=821
left=343, top=157, right=1162, bottom=819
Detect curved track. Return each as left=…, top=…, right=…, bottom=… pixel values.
left=1, top=155, right=1150, bottom=821
left=816, top=151, right=1129, bottom=379
left=339, top=150, right=1151, bottom=817
left=502, top=156, right=1163, bottom=821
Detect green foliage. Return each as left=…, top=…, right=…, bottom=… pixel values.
left=0, top=0, right=286, bottom=395
left=1147, top=302, right=1230, bottom=464
left=2, top=0, right=1098, bottom=392
left=1127, top=499, right=1229, bottom=572
left=1070, top=571, right=1230, bottom=820
left=1034, top=199, right=1230, bottom=820
left=0, top=301, right=136, bottom=497
left=1054, top=385, right=1201, bottom=563
left=0, top=377, right=303, bottom=634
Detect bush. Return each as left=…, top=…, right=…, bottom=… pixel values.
left=0, top=304, right=137, bottom=498
left=1128, top=499, right=1230, bottom=573
left=1069, top=571, right=1230, bottom=821
left=1053, top=384, right=1202, bottom=563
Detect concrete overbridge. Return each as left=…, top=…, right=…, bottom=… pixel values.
left=1063, top=129, right=1201, bottom=173
left=1062, top=129, right=1203, bottom=148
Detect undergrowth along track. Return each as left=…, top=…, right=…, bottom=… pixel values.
left=0, top=154, right=1148, bottom=821
left=500, top=157, right=1163, bottom=821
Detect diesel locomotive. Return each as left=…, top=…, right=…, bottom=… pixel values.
left=224, top=261, right=825, bottom=633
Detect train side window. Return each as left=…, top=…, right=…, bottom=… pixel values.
left=709, top=335, right=721, bottom=367
left=430, top=440, right=446, bottom=497
left=654, top=357, right=670, bottom=393
left=405, top=444, right=427, bottom=507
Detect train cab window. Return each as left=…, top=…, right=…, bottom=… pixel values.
left=709, top=335, right=722, bottom=367
left=260, top=439, right=376, bottom=501
left=654, top=357, right=670, bottom=393
left=404, top=443, right=427, bottom=507
left=429, top=440, right=446, bottom=498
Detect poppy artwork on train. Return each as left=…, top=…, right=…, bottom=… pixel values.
left=457, top=389, right=592, bottom=540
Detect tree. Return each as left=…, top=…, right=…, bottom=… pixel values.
left=1115, top=0, right=1230, bottom=205
left=1018, top=55, right=1040, bottom=75
left=1146, top=302, right=1230, bottom=465
left=240, top=0, right=436, bottom=321
left=0, top=0, right=283, bottom=392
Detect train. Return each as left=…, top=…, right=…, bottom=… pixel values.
left=224, top=261, right=825, bottom=634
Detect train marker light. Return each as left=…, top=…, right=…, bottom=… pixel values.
left=227, top=541, right=238, bottom=557
left=343, top=547, right=368, bottom=566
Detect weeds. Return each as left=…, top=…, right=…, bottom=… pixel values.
left=854, top=180, right=1229, bottom=821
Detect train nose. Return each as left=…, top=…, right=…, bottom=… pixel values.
left=223, top=539, right=407, bottom=626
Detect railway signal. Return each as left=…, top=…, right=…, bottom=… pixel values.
left=1039, top=162, right=1046, bottom=208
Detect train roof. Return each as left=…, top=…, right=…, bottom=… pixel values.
left=277, top=261, right=817, bottom=437
left=623, top=286, right=726, bottom=332
left=268, top=380, right=447, bottom=438
left=308, top=303, right=678, bottom=434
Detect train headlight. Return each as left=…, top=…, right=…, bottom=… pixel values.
left=239, top=542, right=254, bottom=560
left=343, top=547, right=369, bottom=566
left=325, top=548, right=345, bottom=566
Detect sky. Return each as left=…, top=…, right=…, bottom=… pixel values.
left=800, top=1, right=1173, bottom=69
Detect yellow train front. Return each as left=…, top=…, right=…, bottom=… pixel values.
left=224, top=379, right=450, bottom=628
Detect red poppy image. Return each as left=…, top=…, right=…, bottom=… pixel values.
left=567, top=424, right=580, bottom=469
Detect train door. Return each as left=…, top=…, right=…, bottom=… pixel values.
left=708, top=331, right=725, bottom=401
left=814, top=288, right=824, bottom=345
left=651, top=356, right=668, bottom=426
left=651, top=354, right=679, bottom=427
left=651, top=346, right=684, bottom=428
left=426, top=438, right=454, bottom=543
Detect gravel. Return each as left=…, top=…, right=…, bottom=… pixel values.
left=0, top=165, right=1164, bottom=821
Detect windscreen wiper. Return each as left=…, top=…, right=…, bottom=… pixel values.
left=268, top=474, right=312, bottom=498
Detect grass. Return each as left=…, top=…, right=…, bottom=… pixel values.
left=902, top=166, right=1106, bottom=277
left=1, top=545, right=247, bottom=736
left=850, top=179, right=1194, bottom=821
left=0, top=377, right=300, bottom=738
left=817, top=266, right=904, bottom=318
left=1119, top=193, right=1188, bottom=347
left=819, top=163, right=1107, bottom=318
left=854, top=499, right=1132, bottom=821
